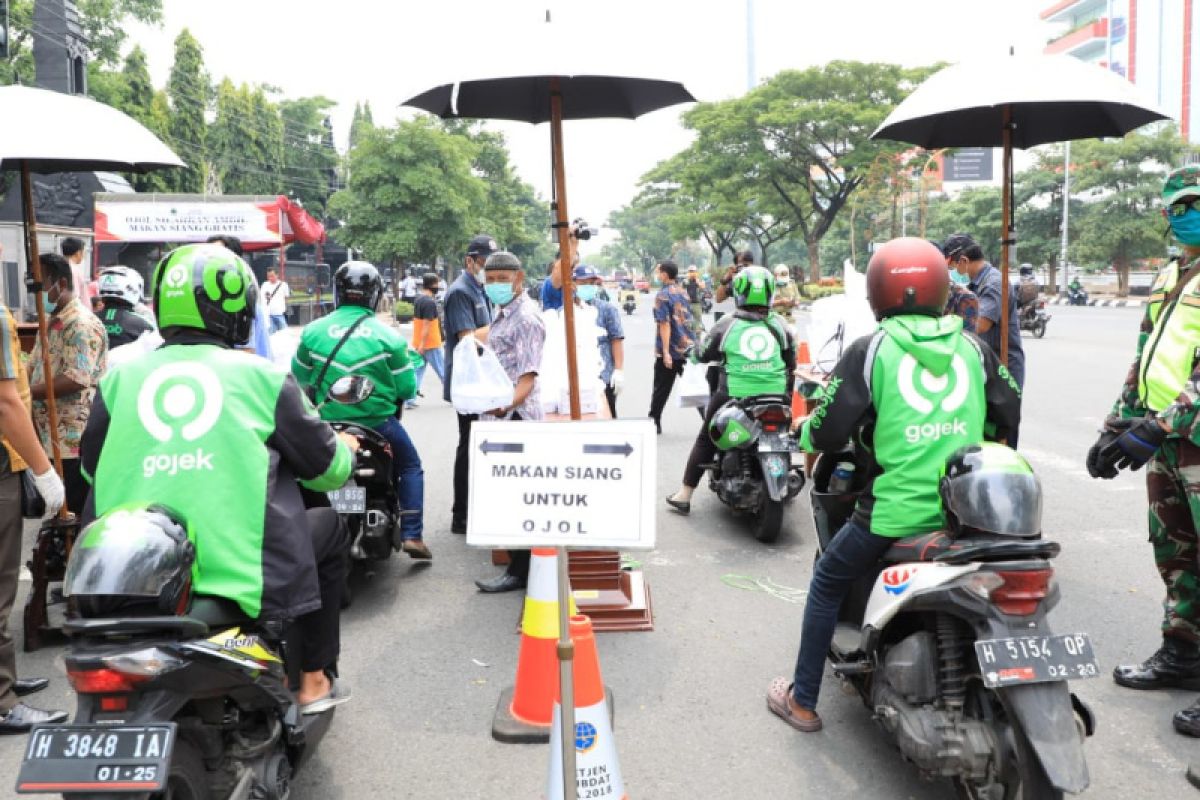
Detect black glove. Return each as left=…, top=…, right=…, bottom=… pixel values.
left=1099, top=416, right=1167, bottom=472
left=1087, top=418, right=1132, bottom=479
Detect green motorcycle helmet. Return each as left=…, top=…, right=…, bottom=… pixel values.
left=708, top=400, right=761, bottom=451
left=939, top=442, right=1042, bottom=538
left=152, top=244, right=258, bottom=345
left=732, top=265, right=775, bottom=309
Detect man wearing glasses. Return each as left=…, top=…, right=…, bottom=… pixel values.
left=1087, top=165, right=1200, bottom=740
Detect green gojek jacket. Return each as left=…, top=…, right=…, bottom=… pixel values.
left=1112, top=257, right=1200, bottom=443
left=80, top=338, right=352, bottom=620
left=292, top=305, right=418, bottom=428
left=799, top=315, right=1022, bottom=538
left=698, top=309, right=796, bottom=398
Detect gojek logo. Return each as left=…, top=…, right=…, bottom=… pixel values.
left=738, top=328, right=779, bottom=362
left=137, top=362, right=224, bottom=478
left=899, top=353, right=970, bottom=444
left=160, top=262, right=190, bottom=300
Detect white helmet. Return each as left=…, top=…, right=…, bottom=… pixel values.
left=97, top=266, right=144, bottom=307
left=773, top=264, right=791, bottom=284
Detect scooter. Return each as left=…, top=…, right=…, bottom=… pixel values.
left=321, top=377, right=408, bottom=606
left=701, top=291, right=713, bottom=313
left=622, top=296, right=636, bottom=315
left=17, top=508, right=334, bottom=800
left=1019, top=301, right=1051, bottom=339
left=1067, top=286, right=1089, bottom=306
left=809, top=448, right=1095, bottom=799
left=704, top=395, right=805, bottom=543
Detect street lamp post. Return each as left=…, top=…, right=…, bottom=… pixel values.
left=1059, top=141, right=1070, bottom=295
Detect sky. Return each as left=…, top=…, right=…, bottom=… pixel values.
left=131, top=0, right=1055, bottom=255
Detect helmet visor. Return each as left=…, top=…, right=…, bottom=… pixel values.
left=65, top=511, right=191, bottom=598
left=945, top=470, right=1042, bottom=537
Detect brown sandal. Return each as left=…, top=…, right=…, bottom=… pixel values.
left=766, top=677, right=822, bottom=732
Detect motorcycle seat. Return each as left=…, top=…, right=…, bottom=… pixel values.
left=880, top=531, right=961, bottom=563
left=190, top=595, right=254, bottom=628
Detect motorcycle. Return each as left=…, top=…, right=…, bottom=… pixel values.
left=622, top=295, right=637, bottom=316
left=703, top=395, right=805, bottom=543
left=701, top=290, right=713, bottom=313
left=321, top=377, right=409, bottom=607
left=808, top=449, right=1095, bottom=799
left=17, top=508, right=334, bottom=800
left=1019, top=301, right=1051, bottom=339
left=1067, top=286, right=1088, bottom=306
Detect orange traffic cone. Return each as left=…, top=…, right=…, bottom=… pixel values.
left=792, top=339, right=813, bottom=419
left=546, top=616, right=626, bottom=800
left=492, top=548, right=578, bottom=743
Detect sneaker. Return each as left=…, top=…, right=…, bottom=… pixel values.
left=402, top=540, right=433, bottom=559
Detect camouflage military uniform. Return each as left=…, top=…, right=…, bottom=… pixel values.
left=1113, top=255, right=1200, bottom=643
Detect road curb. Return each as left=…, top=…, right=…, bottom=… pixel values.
left=1048, top=296, right=1147, bottom=307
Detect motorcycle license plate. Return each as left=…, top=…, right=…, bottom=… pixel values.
left=16, top=723, right=175, bottom=794
left=974, top=633, right=1099, bottom=688
left=328, top=483, right=367, bottom=514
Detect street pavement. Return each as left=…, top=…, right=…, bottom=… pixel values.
left=1, top=300, right=1196, bottom=798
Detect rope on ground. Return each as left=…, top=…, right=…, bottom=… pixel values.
left=720, top=574, right=808, bottom=604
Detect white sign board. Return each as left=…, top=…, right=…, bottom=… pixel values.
left=94, top=200, right=283, bottom=245
left=467, top=420, right=656, bottom=550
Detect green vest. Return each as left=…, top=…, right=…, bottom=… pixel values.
left=721, top=316, right=789, bottom=397
left=1138, top=258, right=1200, bottom=412
left=293, top=306, right=417, bottom=427
left=92, top=345, right=287, bottom=618
left=870, top=316, right=988, bottom=537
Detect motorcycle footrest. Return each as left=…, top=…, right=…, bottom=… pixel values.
left=831, top=659, right=871, bottom=677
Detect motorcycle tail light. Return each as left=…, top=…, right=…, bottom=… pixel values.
left=757, top=406, right=789, bottom=424
left=99, top=696, right=128, bottom=712
left=990, top=568, right=1054, bottom=616
left=67, top=668, right=150, bottom=694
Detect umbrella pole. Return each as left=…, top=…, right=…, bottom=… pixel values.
left=20, top=165, right=65, bottom=492
left=549, top=79, right=578, bottom=800
left=1000, top=105, right=1012, bottom=368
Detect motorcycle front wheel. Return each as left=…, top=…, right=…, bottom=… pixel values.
left=1032, top=320, right=1046, bottom=338
left=755, top=498, right=784, bottom=543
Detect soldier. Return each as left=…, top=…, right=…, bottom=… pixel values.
left=1088, top=165, right=1200, bottom=737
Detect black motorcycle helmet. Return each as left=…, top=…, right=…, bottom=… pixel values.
left=939, top=443, right=1042, bottom=538
left=335, top=261, right=383, bottom=310
left=66, top=505, right=195, bottom=617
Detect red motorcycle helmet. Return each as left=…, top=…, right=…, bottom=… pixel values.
left=865, top=237, right=950, bottom=320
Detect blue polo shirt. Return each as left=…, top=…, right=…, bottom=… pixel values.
left=442, top=271, right=493, bottom=403
left=541, top=279, right=564, bottom=311
left=969, top=262, right=1025, bottom=387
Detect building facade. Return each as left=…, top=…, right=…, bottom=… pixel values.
left=1043, top=0, right=1198, bottom=140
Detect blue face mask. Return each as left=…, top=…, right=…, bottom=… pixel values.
left=485, top=282, right=515, bottom=306
left=1169, top=207, right=1200, bottom=247
left=576, top=285, right=598, bottom=303
left=42, top=285, right=59, bottom=315
left=950, top=269, right=971, bottom=286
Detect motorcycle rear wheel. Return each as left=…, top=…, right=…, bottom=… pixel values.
left=1032, top=320, right=1046, bottom=339
left=755, top=498, right=784, bottom=543
left=952, top=699, right=1062, bottom=800
left=152, top=738, right=210, bottom=800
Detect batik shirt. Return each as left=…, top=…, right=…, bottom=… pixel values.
left=484, top=292, right=545, bottom=421
left=945, top=284, right=980, bottom=334
left=653, top=283, right=695, bottom=360
left=30, top=297, right=107, bottom=459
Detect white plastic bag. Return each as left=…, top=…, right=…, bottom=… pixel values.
left=537, top=305, right=604, bottom=415
left=451, top=336, right=514, bottom=414
left=677, top=361, right=710, bottom=409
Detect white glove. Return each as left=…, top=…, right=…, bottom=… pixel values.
left=31, top=467, right=65, bottom=517
left=609, top=369, right=625, bottom=396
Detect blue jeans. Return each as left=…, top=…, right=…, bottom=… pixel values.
left=269, top=314, right=289, bottom=333
left=373, top=416, right=424, bottom=541
left=414, top=347, right=445, bottom=392
left=791, top=519, right=893, bottom=710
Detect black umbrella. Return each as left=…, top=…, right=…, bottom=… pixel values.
left=0, top=85, right=183, bottom=494
left=403, top=69, right=695, bottom=420
left=872, top=53, right=1168, bottom=365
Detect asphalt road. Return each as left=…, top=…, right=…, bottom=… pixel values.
left=1, top=300, right=1195, bottom=799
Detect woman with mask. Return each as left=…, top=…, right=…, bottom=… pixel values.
left=1086, top=165, right=1200, bottom=740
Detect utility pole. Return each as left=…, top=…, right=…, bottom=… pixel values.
left=745, top=0, right=756, bottom=91
left=1059, top=141, right=1071, bottom=295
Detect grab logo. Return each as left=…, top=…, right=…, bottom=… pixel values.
left=137, top=362, right=223, bottom=443
left=738, top=328, right=779, bottom=362
left=897, top=353, right=969, bottom=414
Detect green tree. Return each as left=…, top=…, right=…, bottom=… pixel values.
left=927, top=186, right=1004, bottom=260
left=349, top=101, right=376, bottom=149
left=1071, top=127, right=1188, bottom=295
left=329, top=118, right=485, bottom=266
left=165, top=28, right=209, bottom=193
left=604, top=197, right=678, bottom=272
left=639, top=145, right=743, bottom=268
left=119, top=46, right=172, bottom=192
left=280, top=97, right=340, bottom=215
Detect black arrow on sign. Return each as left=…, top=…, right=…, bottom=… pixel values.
left=479, top=440, right=524, bottom=455
left=583, top=443, right=633, bottom=458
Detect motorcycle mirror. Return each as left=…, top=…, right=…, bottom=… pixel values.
left=796, top=380, right=824, bottom=401
left=327, top=375, right=375, bottom=405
